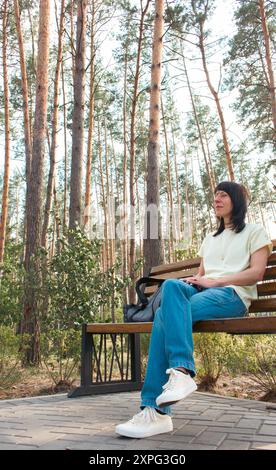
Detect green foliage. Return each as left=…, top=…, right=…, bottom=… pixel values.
left=174, top=245, right=199, bottom=261
left=0, top=241, right=24, bottom=326
left=0, top=326, right=27, bottom=390
left=194, top=332, right=236, bottom=389
left=44, top=227, right=130, bottom=328
left=230, top=335, right=276, bottom=400
left=224, top=0, right=276, bottom=147
left=40, top=329, right=81, bottom=390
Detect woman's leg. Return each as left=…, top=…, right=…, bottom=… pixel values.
left=191, top=287, right=247, bottom=325
left=140, top=279, right=198, bottom=415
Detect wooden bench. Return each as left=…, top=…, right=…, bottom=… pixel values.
left=68, top=239, right=276, bottom=398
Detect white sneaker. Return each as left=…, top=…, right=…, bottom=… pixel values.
left=156, top=368, right=197, bottom=407
left=115, top=406, right=173, bottom=438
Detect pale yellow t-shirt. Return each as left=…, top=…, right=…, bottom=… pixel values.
left=197, top=223, right=273, bottom=312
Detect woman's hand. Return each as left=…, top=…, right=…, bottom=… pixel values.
left=182, top=276, right=218, bottom=288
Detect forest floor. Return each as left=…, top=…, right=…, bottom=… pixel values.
left=0, top=367, right=275, bottom=403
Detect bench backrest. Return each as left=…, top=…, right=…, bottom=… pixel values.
left=144, top=239, right=276, bottom=315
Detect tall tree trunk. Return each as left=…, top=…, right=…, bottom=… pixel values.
left=41, top=0, right=65, bottom=248
left=258, top=0, right=276, bottom=141
left=23, top=0, right=51, bottom=365
left=194, top=3, right=235, bottom=181
left=104, top=118, right=112, bottom=269
left=143, top=0, right=164, bottom=277
left=181, top=45, right=216, bottom=194
left=69, top=0, right=88, bottom=233
left=122, top=31, right=129, bottom=304
left=14, top=0, right=32, bottom=268
left=84, top=0, right=96, bottom=228
left=171, top=123, right=183, bottom=239
left=128, top=0, right=151, bottom=302
left=61, top=59, right=68, bottom=232
left=183, top=142, right=192, bottom=246
left=0, top=0, right=10, bottom=264
left=161, top=96, right=175, bottom=262
left=98, top=119, right=108, bottom=271
left=14, top=0, right=32, bottom=185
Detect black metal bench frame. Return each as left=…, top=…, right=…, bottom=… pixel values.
left=69, top=241, right=276, bottom=399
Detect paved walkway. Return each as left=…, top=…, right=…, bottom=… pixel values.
left=0, top=391, right=275, bottom=450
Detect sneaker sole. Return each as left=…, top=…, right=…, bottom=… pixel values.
left=156, top=384, right=197, bottom=408
left=115, top=422, right=173, bottom=439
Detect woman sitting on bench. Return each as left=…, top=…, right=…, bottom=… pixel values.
left=116, top=181, right=272, bottom=439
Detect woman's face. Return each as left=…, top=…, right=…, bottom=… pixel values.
left=214, top=190, right=233, bottom=219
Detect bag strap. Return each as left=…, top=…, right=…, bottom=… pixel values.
left=135, top=276, right=165, bottom=305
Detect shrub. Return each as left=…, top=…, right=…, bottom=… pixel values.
left=0, top=326, right=27, bottom=391
left=0, top=242, right=24, bottom=326
left=40, top=329, right=81, bottom=391
left=239, top=335, right=276, bottom=401
left=194, top=332, right=236, bottom=390
left=44, top=227, right=130, bottom=329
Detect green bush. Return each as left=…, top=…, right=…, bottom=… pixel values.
left=0, top=241, right=24, bottom=326
left=44, top=227, right=130, bottom=328
left=237, top=335, right=276, bottom=401
left=0, top=326, right=27, bottom=391
left=194, top=332, right=236, bottom=390
left=40, top=328, right=81, bottom=390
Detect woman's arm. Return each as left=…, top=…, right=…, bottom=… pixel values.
left=197, top=258, right=205, bottom=277
left=180, top=258, right=204, bottom=282
left=187, top=246, right=269, bottom=288
left=215, top=246, right=269, bottom=286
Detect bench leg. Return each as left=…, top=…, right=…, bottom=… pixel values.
left=68, top=329, right=143, bottom=398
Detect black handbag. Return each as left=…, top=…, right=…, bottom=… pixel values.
left=123, top=276, right=165, bottom=323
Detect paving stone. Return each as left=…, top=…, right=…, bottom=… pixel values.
left=259, top=424, right=276, bottom=436
left=191, top=430, right=227, bottom=446
left=188, top=420, right=235, bottom=428
left=217, top=414, right=247, bottom=423
left=218, top=439, right=250, bottom=450
left=158, top=442, right=217, bottom=450
left=250, top=442, right=276, bottom=450
left=228, top=433, right=276, bottom=443
left=237, top=418, right=263, bottom=429
left=172, top=424, right=207, bottom=437
left=0, top=391, right=275, bottom=450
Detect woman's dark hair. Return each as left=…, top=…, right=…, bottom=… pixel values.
left=213, top=181, right=250, bottom=237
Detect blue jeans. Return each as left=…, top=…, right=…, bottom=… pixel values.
left=140, top=279, right=247, bottom=416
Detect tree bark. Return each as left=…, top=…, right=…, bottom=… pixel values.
left=42, top=0, right=65, bottom=248
left=194, top=2, right=235, bottom=181
left=128, top=0, right=151, bottom=302
left=69, top=0, right=88, bottom=233
left=258, top=0, right=276, bottom=142
left=13, top=0, right=32, bottom=186
left=161, top=95, right=175, bottom=262
left=84, top=0, right=96, bottom=228
left=181, top=45, right=216, bottom=194
left=23, top=0, right=51, bottom=365
left=0, top=0, right=10, bottom=264
left=143, top=0, right=165, bottom=277
left=122, top=29, right=129, bottom=304
left=61, top=59, right=68, bottom=232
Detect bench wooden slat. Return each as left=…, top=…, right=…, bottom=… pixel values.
left=86, top=316, right=276, bottom=335
left=268, top=252, right=276, bottom=265
left=149, top=267, right=198, bottom=282
left=263, top=265, right=276, bottom=280
left=248, top=298, right=276, bottom=313
left=149, top=240, right=276, bottom=276
left=150, top=257, right=201, bottom=275
left=145, top=280, right=276, bottom=297
left=193, top=316, right=276, bottom=334
left=257, top=281, right=276, bottom=296
left=146, top=259, right=276, bottom=288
